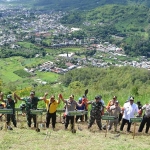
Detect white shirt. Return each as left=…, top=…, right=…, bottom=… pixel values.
left=123, top=102, right=138, bottom=121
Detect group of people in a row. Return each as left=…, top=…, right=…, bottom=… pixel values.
left=0, top=91, right=150, bottom=134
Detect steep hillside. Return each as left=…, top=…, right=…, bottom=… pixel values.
left=61, top=5, right=150, bottom=56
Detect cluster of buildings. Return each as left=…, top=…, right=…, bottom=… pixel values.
left=0, top=6, right=70, bottom=46
left=1, top=5, right=150, bottom=85
left=0, top=6, right=118, bottom=48
left=24, top=49, right=150, bottom=84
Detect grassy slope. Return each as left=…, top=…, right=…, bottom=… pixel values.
left=0, top=58, right=22, bottom=82
left=0, top=122, right=150, bottom=150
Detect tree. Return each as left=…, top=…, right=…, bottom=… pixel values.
left=69, top=81, right=84, bottom=89
left=42, top=51, right=46, bottom=57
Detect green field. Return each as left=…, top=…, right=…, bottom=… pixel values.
left=17, top=42, right=38, bottom=49
left=0, top=57, right=59, bottom=87
left=35, top=71, right=60, bottom=83
left=0, top=58, right=22, bottom=83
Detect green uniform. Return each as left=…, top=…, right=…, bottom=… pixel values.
left=22, top=97, right=40, bottom=127
left=4, top=99, right=17, bottom=127
left=88, top=101, right=103, bottom=130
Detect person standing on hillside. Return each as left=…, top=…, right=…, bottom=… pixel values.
left=106, top=96, right=117, bottom=110
left=14, top=91, right=45, bottom=128
left=108, top=101, right=121, bottom=131
left=97, top=95, right=105, bottom=128
left=43, top=93, right=61, bottom=130
left=120, top=96, right=138, bottom=133
left=106, top=96, right=122, bottom=124
left=0, top=92, right=17, bottom=130
left=76, top=97, right=86, bottom=122
left=88, top=95, right=104, bottom=130
left=0, top=92, right=5, bottom=120
left=0, top=92, right=6, bottom=108
left=61, top=94, right=84, bottom=130
left=136, top=101, right=143, bottom=117
left=138, top=102, right=150, bottom=133
left=82, top=95, right=88, bottom=122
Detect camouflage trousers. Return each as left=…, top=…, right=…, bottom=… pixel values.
left=88, top=114, right=102, bottom=130
left=6, top=114, right=17, bottom=127
left=26, top=114, right=36, bottom=128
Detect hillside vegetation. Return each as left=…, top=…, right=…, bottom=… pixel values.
left=61, top=5, right=150, bottom=57
left=60, top=66, right=150, bottom=90
left=57, top=66, right=150, bottom=105
left=1, top=65, right=150, bottom=107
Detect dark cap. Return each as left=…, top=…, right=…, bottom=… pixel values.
left=137, top=101, right=141, bottom=104
left=95, top=96, right=99, bottom=99
left=82, top=95, right=86, bottom=98
left=97, top=95, right=102, bottom=99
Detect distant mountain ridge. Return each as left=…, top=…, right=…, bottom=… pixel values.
left=1, top=0, right=150, bottom=10
left=36, top=0, right=150, bottom=10
left=34, top=0, right=150, bottom=10
left=34, top=0, right=125, bottom=10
